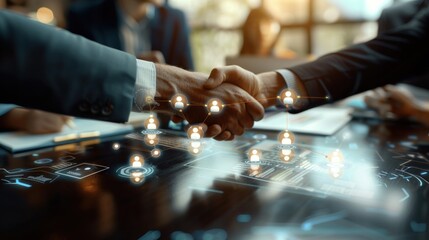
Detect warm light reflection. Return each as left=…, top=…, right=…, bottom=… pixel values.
left=279, top=149, right=295, bottom=162
left=151, top=148, right=161, bottom=158
left=144, top=134, right=159, bottom=146
left=248, top=149, right=261, bottom=162
left=36, top=7, right=54, bottom=24
left=112, top=143, right=120, bottom=150
left=130, top=171, right=145, bottom=185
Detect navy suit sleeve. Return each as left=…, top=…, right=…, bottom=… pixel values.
left=0, top=10, right=136, bottom=122
left=288, top=7, right=429, bottom=108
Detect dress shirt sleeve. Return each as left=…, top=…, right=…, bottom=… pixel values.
left=0, top=104, right=17, bottom=116
left=133, top=59, right=157, bottom=111
left=276, top=69, right=313, bottom=112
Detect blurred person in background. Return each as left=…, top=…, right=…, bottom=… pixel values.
left=67, top=0, right=194, bottom=129
left=365, top=0, right=429, bottom=124
left=365, top=85, right=429, bottom=126
left=240, top=3, right=295, bottom=59
left=67, top=0, right=193, bottom=70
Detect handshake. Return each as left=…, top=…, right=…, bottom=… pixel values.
left=152, top=64, right=300, bottom=141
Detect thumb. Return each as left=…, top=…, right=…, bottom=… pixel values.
left=204, top=67, right=226, bottom=89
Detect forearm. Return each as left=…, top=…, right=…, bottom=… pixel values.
left=257, top=72, right=286, bottom=108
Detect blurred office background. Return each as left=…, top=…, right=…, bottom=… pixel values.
left=1, top=0, right=414, bottom=72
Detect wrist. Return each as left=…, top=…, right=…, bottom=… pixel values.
left=257, top=71, right=286, bottom=108
left=154, top=64, right=208, bottom=114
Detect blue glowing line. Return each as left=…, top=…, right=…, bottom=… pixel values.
left=15, top=179, right=31, bottom=188
left=421, top=172, right=428, bottom=176
left=400, top=188, right=409, bottom=202
left=188, top=186, right=223, bottom=194
left=301, top=211, right=347, bottom=231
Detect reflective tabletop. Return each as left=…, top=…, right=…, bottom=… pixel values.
left=0, top=118, right=428, bottom=239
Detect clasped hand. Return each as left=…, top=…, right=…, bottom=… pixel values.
left=164, top=65, right=273, bottom=141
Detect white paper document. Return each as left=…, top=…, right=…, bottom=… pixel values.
left=0, top=118, right=133, bottom=153
left=253, top=107, right=352, bottom=135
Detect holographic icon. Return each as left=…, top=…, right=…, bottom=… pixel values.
left=144, top=134, right=159, bottom=146
left=278, top=130, right=295, bottom=146
left=145, top=96, right=154, bottom=104
left=171, top=94, right=188, bottom=111
left=144, top=115, right=159, bottom=130
left=187, top=125, right=204, bottom=140
left=250, top=163, right=261, bottom=172
left=327, top=149, right=344, bottom=165
left=327, top=149, right=344, bottom=178
left=279, top=149, right=294, bottom=162
left=151, top=148, right=161, bottom=158
left=188, top=141, right=203, bottom=155
left=206, top=98, right=223, bottom=114
left=329, top=165, right=343, bottom=178
left=130, top=154, right=144, bottom=168
left=278, top=89, right=298, bottom=109
left=112, top=142, right=120, bottom=151
left=130, top=171, right=145, bottom=184
left=248, top=149, right=261, bottom=162
left=190, top=141, right=201, bottom=149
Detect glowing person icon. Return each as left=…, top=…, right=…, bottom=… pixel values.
left=147, top=118, right=157, bottom=130
left=277, top=130, right=295, bottom=146
left=174, top=96, right=185, bottom=109
left=144, top=115, right=159, bottom=130
left=283, top=91, right=294, bottom=106
left=210, top=100, right=220, bottom=113
left=131, top=155, right=143, bottom=168
left=190, top=127, right=201, bottom=140
left=281, top=132, right=292, bottom=145
left=328, top=149, right=344, bottom=165
left=250, top=149, right=260, bottom=162
left=191, top=141, right=201, bottom=148
left=281, top=149, right=293, bottom=162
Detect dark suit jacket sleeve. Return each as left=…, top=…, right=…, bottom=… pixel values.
left=0, top=10, right=136, bottom=122
left=288, top=7, right=429, bottom=109
left=378, top=0, right=421, bottom=35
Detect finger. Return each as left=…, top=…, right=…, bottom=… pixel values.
left=239, top=108, right=255, bottom=129
left=205, top=67, right=226, bottom=89
left=206, top=66, right=259, bottom=94
left=226, top=134, right=235, bottom=141
left=214, top=131, right=232, bottom=141
left=205, top=124, right=222, bottom=138
left=246, top=99, right=265, bottom=121
left=229, top=120, right=245, bottom=136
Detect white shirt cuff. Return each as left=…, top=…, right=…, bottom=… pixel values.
left=276, top=69, right=298, bottom=90
left=134, top=59, right=156, bottom=111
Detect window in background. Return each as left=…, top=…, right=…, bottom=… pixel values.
left=313, top=22, right=378, bottom=56
left=170, top=0, right=412, bottom=72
